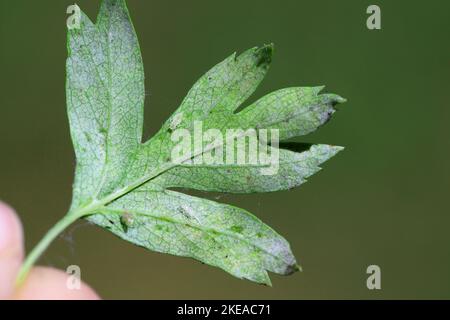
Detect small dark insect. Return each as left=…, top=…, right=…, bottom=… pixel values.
left=120, top=212, right=134, bottom=233
left=177, top=206, right=191, bottom=219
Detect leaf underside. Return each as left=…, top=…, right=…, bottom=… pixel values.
left=66, top=0, right=345, bottom=285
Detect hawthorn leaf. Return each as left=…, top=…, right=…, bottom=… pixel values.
left=64, top=0, right=345, bottom=285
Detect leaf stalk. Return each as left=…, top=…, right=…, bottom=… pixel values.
left=15, top=210, right=87, bottom=286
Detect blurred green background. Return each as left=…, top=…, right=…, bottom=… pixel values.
left=1, top=0, right=449, bottom=299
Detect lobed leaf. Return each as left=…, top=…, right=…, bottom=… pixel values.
left=65, top=0, right=345, bottom=285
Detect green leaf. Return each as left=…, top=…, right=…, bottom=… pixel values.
left=64, top=0, right=345, bottom=285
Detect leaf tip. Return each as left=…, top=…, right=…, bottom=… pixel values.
left=262, top=273, right=273, bottom=287
left=334, top=95, right=347, bottom=104
left=254, top=43, right=274, bottom=68
left=331, top=145, right=345, bottom=153
left=323, top=145, right=345, bottom=159
left=327, top=94, right=347, bottom=108
left=283, top=261, right=301, bottom=275
left=314, top=86, right=347, bottom=107
left=313, top=85, right=326, bottom=94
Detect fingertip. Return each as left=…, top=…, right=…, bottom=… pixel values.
left=0, top=201, right=23, bottom=252
left=0, top=201, right=24, bottom=299
left=14, top=266, right=100, bottom=300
